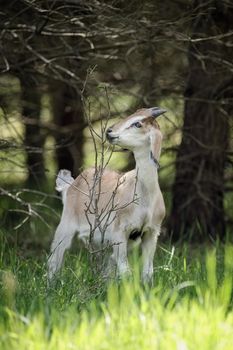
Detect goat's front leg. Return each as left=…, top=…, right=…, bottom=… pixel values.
left=141, top=226, right=160, bottom=283
left=111, top=234, right=131, bottom=278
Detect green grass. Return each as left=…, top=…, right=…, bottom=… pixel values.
left=0, top=238, right=233, bottom=349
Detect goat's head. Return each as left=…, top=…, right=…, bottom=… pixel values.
left=106, top=107, right=166, bottom=163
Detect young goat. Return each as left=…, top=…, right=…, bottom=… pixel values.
left=48, top=107, right=166, bottom=283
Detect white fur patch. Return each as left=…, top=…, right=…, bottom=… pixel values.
left=56, top=169, right=74, bottom=192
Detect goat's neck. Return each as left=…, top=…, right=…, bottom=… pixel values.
left=133, top=148, right=159, bottom=199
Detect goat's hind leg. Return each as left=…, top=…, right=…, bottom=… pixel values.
left=48, top=216, right=77, bottom=282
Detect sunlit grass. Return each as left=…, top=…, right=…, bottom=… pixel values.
left=0, top=241, right=233, bottom=349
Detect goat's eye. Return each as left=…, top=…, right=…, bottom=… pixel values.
left=132, top=122, right=142, bottom=128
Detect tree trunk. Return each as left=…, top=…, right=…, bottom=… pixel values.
left=169, top=1, right=232, bottom=242
left=51, top=83, right=85, bottom=177
left=20, top=78, right=46, bottom=185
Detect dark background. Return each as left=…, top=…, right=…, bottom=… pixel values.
left=0, top=0, right=232, bottom=253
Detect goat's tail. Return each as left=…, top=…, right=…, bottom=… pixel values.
left=56, top=169, right=74, bottom=204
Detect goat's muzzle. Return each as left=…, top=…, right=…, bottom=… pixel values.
left=106, top=127, right=119, bottom=143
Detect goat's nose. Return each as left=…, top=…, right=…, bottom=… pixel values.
left=107, top=127, right=113, bottom=134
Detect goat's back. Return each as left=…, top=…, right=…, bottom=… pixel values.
left=64, top=168, right=136, bottom=224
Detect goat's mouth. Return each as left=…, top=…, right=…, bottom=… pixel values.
left=106, top=135, right=119, bottom=144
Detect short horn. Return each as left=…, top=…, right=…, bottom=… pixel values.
left=149, top=107, right=166, bottom=118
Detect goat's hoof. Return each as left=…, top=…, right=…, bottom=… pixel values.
left=117, top=268, right=132, bottom=280
left=142, top=274, right=154, bottom=285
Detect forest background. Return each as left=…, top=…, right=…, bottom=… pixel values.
left=0, top=0, right=233, bottom=253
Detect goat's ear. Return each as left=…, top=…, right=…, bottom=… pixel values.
left=149, top=129, right=162, bottom=168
